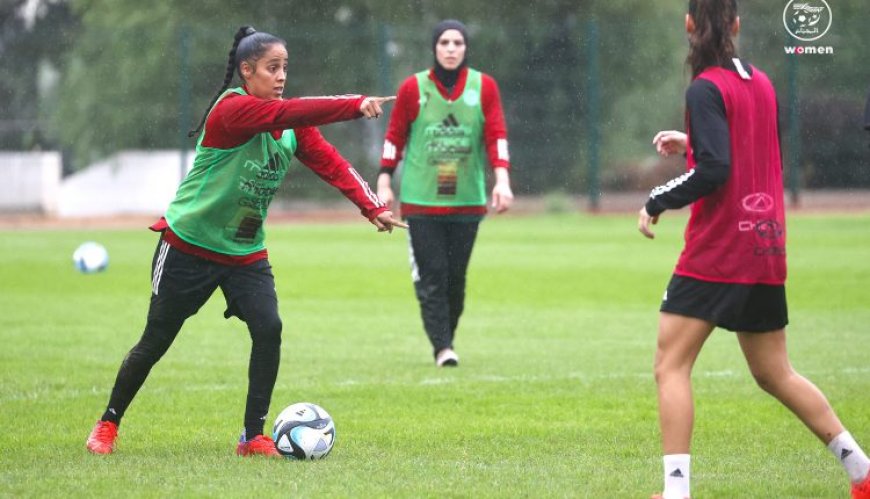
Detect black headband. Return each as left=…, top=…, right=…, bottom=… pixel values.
left=432, top=19, right=468, bottom=53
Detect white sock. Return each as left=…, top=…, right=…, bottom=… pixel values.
left=828, top=431, right=870, bottom=483
left=663, top=454, right=691, bottom=499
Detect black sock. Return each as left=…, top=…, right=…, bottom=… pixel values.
left=101, top=408, right=120, bottom=425
left=244, top=424, right=264, bottom=440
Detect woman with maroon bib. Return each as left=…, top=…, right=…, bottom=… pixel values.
left=638, top=2, right=870, bottom=498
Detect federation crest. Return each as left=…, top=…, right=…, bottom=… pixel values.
left=783, top=0, right=832, bottom=42
left=463, top=89, right=480, bottom=107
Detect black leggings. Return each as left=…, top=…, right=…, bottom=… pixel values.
left=101, top=237, right=281, bottom=438
left=407, top=217, right=480, bottom=356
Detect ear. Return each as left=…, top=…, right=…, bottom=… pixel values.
left=685, top=13, right=696, bottom=34
left=732, top=16, right=741, bottom=36
left=240, top=61, right=253, bottom=79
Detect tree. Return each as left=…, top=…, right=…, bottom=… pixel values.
left=40, top=0, right=870, bottom=191
left=0, top=0, right=78, bottom=152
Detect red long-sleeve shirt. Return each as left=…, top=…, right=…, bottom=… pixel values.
left=381, top=67, right=510, bottom=217
left=152, top=89, right=385, bottom=265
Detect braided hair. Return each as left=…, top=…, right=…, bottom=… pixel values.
left=188, top=26, right=286, bottom=138
left=686, top=0, right=739, bottom=78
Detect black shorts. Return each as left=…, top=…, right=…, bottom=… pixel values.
left=149, top=237, right=278, bottom=324
left=660, top=275, right=788, bottom=333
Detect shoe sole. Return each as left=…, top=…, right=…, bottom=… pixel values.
left=87, top=445, right=113, bottom=455
left=236, top=445, right=280, bottom=457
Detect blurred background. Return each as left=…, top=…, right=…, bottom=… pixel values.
left=1, top=0, right=868, bottom=216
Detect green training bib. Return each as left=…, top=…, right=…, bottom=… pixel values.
left=400, top=69, right=486, bottom=207
left=165, top=88, right=297, bottom=255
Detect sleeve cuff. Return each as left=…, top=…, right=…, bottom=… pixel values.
left=365, top=205, right=389, bottom=221
left=354, top=96, right=367, bottom=115
left=645, top=198, right=666, bottom=217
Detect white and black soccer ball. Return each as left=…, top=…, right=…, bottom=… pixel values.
left=272, top=402, right=335, bottom=460
left=72, top=242, right=109, bottom=274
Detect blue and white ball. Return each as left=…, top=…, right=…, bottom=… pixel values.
left=272, top=402, right=335, bottom=460
left=72, top=242, right=109, bottom=274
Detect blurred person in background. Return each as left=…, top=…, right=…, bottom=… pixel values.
left=377, top=19, right=513, bottom=367
left=637, top=2, right=870, bottom=498
left=864, top=88, right=870, bottom=136
left=86, top=25, right=404, bottom=458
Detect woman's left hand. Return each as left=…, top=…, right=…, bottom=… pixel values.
left=371, top=210, right=408, bottom=233
left=637, top=206, right=659, bottom=239
left=491, top=167, right=514, bottom=213
left=491, top=184, right=514, bottom=213
left=652, top=130, right=687, bottom=157
left=359, top=96, right=396, bottom=119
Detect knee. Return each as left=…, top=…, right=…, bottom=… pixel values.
left=124, top=339, right=168, bottom=367
left=250, top=314, right=282, bottom=346
left=415, top=270, right=448, bottom=296
left=653, top=356, right=668, bottom=385
left=653, top=355, right=691, bottom=386
left=131, top=322, right=179, bottom=362
left=447, top=267, right=467, bottom=286
left=421, top=262, right=448, bottom=281
left=749, top=365, right=792, bottom=394
left=653, top=361, right=668, bottom=386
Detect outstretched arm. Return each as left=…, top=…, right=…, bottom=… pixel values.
left=203, top=93, right=395, bottom=148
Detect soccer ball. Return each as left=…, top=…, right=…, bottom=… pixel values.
left=72, top=242, right=109, bottom=274
left=272, top=402, right=335, bottom=460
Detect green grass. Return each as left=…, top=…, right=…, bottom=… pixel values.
left=1, top=213, right=868, bottom=498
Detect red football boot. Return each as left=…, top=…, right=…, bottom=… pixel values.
left=853, top=472, right=870, bottom=499
left=236, top=434, right=280, bottom=457
left=86, top=420, right=118, bottom=455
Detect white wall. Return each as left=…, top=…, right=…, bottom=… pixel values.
left=0, top=152, right=62, bottom=213
left=57, top=150, right=194, bottom=217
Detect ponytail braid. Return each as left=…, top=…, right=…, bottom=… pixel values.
left=187, top=26, right=257, bottom=138
left=686, top=0, right=738, bottom=78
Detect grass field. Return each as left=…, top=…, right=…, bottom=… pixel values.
left=1, top=212, right=868, bottom=498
